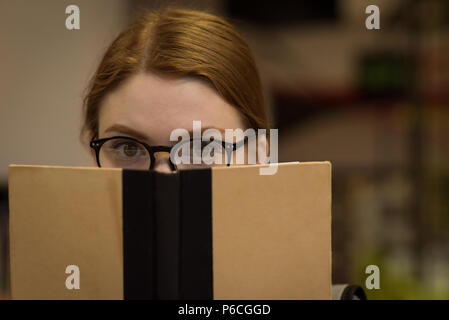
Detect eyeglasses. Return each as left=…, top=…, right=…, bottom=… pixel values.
left=90, top=135, right=251, bottom=171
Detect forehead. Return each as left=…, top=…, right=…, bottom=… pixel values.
left=98, top=72, right=245, bottom=143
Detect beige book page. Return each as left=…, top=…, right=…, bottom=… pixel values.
left=212, top=162, right=332, bottom=299
left=8, top=165, right=123, bottom=300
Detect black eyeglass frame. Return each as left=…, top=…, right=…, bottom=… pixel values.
left=90, top=135, right=250, bottom=171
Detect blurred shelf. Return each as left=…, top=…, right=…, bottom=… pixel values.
left=272, top=84, right=449, bottom=107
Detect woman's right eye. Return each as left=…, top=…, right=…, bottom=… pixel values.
left=112, top=141, right=142, bottom=157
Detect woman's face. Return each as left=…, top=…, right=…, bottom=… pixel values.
left=97, top=72, right=248, bottom=172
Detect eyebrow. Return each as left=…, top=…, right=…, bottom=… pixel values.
left=103, top=124, right=228, bottom=143
left=103, top=124, right=150, bottom=142
left=186, top=126, right=226, bottom=136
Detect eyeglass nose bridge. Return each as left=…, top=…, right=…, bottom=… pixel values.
left=149, top=146, right=178, bottom=171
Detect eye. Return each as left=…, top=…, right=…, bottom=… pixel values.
left=112, top=141, right=143, bottom=158
left=188, top=139, right=207, bottom=157
left=99, top=138, right=151, bottom=169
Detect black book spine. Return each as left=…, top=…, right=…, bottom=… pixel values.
left=122, top=169, right=155, bottom=299
left=154, top=172, right=181, bottom=299
left=179, top=168, right=213, bottom=299
left=122, top=168, right=213, bottom=300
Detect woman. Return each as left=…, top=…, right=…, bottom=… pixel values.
left=83, top=7, right=271, bottom=172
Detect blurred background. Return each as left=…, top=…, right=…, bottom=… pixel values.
left=1, top=0, right=449, bottom=299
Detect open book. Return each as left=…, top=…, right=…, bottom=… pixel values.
left=8, top=162, right=331, bottom=300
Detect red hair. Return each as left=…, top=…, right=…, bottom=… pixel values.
left=82, top=7, right=268, bottom=141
